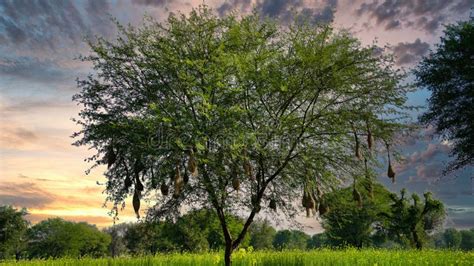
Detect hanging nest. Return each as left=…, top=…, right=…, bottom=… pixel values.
left=135, top=174, right=144, bottom=192
left=173, top=164, right=184, bottom=199
left=355, top=135, right=362, bottom=160
left=269, top=199, right=277, bottom=211
left=386, top=144, right=396, bottom=183
left=124, top=176, right=132, bottom=190
left=132, top=189, right=140, bottom=218
left=367, top=123, right=374, bottom=151
left=318, top=200, right=329, bottom=216
left=106, top=146, right=117, bottom=168
left=365, top=180, right=374, bottom=199
left=387, top=163, right=396, bottom=183
left=302, top=190, right=316, bottom=217
left=243, top=160, right=253, bottom=180
left=187, top=150, right=198, bottom=177
left=353, top=187, right=362, bottom=208
left=232, top=177, right=240, bottom=191
left=160, top=182, right=169, bottom=196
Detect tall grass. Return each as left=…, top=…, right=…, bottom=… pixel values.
left=2, top=249, right=473, bottom=266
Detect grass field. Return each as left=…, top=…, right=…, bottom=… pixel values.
left=2, top=249, right=474, bottom=266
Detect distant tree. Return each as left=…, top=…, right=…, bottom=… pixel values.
left=0, top=206, right=29, bottom=260
left=460, top=229, right=474, bottom=251
left=104, top=223, right=129, bottom=257
left=273, top=230, right=310, bottom=250
left=74, top=6, right=411, bottom=265
left=307, top=233, right=328, bottom=249
left=415, top=18, right=474, bottom=172
left=27, top=218, right=110, bottom=258
left=321, top=181, right=392, bottom=248
left=443, top=228, right=462, bottom=249
left=384, top=190, right=445, bottom=249
left=249, top=219, right=276, bottom=250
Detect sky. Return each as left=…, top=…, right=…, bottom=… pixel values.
left=0, top=0, right=473, bottom=232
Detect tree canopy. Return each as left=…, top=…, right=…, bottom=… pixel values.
left=0, top=206, right=29, bottom=260
left=415, top=17, right=474, bottom=172
left=73, top=6, right=411, bottom=264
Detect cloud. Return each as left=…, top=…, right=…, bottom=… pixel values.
left=0, top=0, right=113, bottom=54
left=216, top=0, right=337, bottom=24
left=131, top=0, right=168, bottom=6
left=356, top=0, right=470, bottom=33
left=0, top=182, right=55, bottom=208
left=217, top=0, right=252, bottom=16
left=391, top=38, right=430, bottom=65
left=0, top=56, right=74, bottom=83
left=0, top=126, right=38, bottom=148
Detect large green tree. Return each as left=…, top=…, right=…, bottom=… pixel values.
left=383, top=190, right=445, bottom=249
left=27, top=218, right=110, bottom=259
left=321, top=181, right=392, bottom=248
left=0, top=206, right=29, bottom=260
left=415, top=18, right=474, bottom=172
left=73, top=6, right=410, bottom=264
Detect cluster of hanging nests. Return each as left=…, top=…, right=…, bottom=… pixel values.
left=103, top=120, right=396, bottom=219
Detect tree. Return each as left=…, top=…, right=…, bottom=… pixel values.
left=73, top=6, right=410, bottom=265
left=104, top=223, right=129, bottom=257
left=460, top=229, right=474, bottom=251
left=443, top=228, right=461, bottom=249
left=249, top=219, right=276, bottom=250
left=321, top=181, right=392, bottom=248
left=27, top=218, right=111, bottom=258
left=307, top=233, right=328, bottom=249
left=272, top=230, right=310, bottom=250
left=383, top=190, right=445, bottom=249
left=0, top=206, right=29, bottom=260
left=415, top=18, right=474, bottom=172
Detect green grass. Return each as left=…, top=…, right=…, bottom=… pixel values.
left=2, top=249, right=473, bottom=266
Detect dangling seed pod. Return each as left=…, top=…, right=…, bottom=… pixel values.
left=302, top=193, right=308, bottom=208
left=353, top=187, right=362, bottom=208
left=187, top=150, right=198, bottom=177
left=132, top=189, right=140, bottom=218
left=173, top=164, right=183, bottom=199
left=269, top=199, right=277, bottom=211
left=232, top=177, right=240, bottom=191
left=106, top=146, right=117, bottom=168
left=160, top=182, right=169, bottom=196
left=366, top=122, right=373, bottom=151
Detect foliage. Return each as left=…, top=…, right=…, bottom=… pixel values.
left=307, top=233, right=328, bottom=249
left=443, top=228, right=462, bottom=249
left=415, top=17, right=474, bottom=172
left=73, top=5, right=411, bottom=263
left=27, top=218, right=111, bottom=259
left=103, top=223, right=129, bottom=257
left=321, top=181, right=392, bottom=248
left=272, top=230, right=310, bottom=250
left=3, top=249, right=474, bottom=266
left=0, top=206, right=29, bottom=260
left=460, top=229, right=474, bottom=251
left=383, top=189, right=445, bottom=249
left=249, top=219, right=276, bottom=250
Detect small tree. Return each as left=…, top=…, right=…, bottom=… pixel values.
left=273, top=230, right=310, bottom=250
left=0, top=206, right=29, bottom=260
left=383, top=190, right=445, bottom=249
left=73, top=6, right=410, bottom=264
left=415, top=17, right=474, bottom=172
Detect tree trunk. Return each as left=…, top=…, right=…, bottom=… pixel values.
left=225, top=241, right=233, bottom=266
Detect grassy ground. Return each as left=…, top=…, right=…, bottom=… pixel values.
left=2, top=249, right=473, bottom=266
